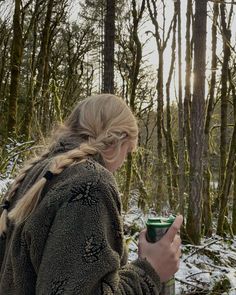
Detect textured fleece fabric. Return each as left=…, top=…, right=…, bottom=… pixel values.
left=0, top=138, right=161, bottom=294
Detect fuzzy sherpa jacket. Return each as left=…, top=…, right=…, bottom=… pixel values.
left=0, top=137, right=161, bottom=294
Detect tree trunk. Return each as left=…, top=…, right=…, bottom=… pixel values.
left=230, top=66, right=236, bottom=234
left=217, top=3, right=231, bottom=212
left=218, top=4, right=231, bottom=207
left=233, top=163, right=236, bottom=234
left=217, top=121, right=236, bottom=235
left=123, top=0, right=145, bottom=211
left=184, top=0, right=192, bottom=155
left=7, top=0, right=23, bottom=135
left=123, top=153, right=133, bottom=211
left=0, top=29, right=10, bottom=97
left=202, top=2, right=219, bottom=237
left=103, top=0, right=115, bottom=93
left=177, top=0, right=185, bottom=217
left=0, top=30, right=10, bottom=140
left=165, top=6, right=177, bottom=209
left=21, top=3, right=39, bottom=139
left=133, top=161, right=149, bottom=211
left=33, top=0, right=54, bottom=124
left=186, top=0, right=207, bottom=245
left=156, top=49, right=164, bottom=209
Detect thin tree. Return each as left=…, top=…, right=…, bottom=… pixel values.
left=186, top=0, right=207, bottom=245
left=184, top=0, right=192, bottom=154
left=216, top=1, right=231, bottom=211
left=33, top=0, right=54, bottom=126
left=217, top=118, right=236, bottom=236
left=176, top=0, right=185, bottom=217
left=164, top=2, right=178, bottom=209
left=233, top=160, right=236, bottom=234
left=103, top=0, right=115, bottom=93
left=217, top=2, right=234, bottom=235
left=202, top=2, right=219, bottom=237
left=7, top=0, right=23, bottom=135
left=147, top=0, right=175, bottom=209
left=230, top=64, right=236, bottom=234
left=21, top=0, right=45, bottom=138
left=0, top=20, right=11, bottom=140
left=123, top=0, right=145, bottom=211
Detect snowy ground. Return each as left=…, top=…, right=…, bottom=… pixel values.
left=0, top=177, right=12, bottom=199
left=123, top=191, right=236, bottom=295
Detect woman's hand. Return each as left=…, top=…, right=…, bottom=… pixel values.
left=138, top=215, right=183, bottom=283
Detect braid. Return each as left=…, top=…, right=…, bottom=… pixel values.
left=0, top=149, right=50, bottom=236
left=3, top=140, right=106, bottom=232
left=6, top=150, right=50, bottom=200
left=49, top=143, right=97, bottom=174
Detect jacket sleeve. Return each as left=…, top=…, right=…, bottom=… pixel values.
left=35, top=178, right=161, bottom=295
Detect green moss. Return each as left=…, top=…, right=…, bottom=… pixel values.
left=130, top=223, right=141, bottom=236
left=210, top=276, right=231, bottom=294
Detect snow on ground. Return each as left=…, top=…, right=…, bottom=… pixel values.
left=123, top=190, right=236, bottom=295
left=0, top=177, right=12, bottom=198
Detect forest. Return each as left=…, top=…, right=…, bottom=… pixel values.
left=0, top=0, right=236, bottom=293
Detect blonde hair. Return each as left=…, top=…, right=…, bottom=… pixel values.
left=0, top=94, right=138, bottom=236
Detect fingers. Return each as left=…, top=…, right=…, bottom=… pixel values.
left=163, top=215, right=183, bottom=243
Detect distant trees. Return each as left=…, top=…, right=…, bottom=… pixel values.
left=1, top=0, right=99, bottom=140
left=1, top=0, right=236, bottom=243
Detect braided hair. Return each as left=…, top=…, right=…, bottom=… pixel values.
left=0, top=150, right=51, bottom=235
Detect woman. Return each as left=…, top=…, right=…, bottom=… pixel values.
left=0, top=94, right=182, bottom=294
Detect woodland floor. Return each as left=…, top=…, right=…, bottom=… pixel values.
left=124, top=190, right=236, bottom=295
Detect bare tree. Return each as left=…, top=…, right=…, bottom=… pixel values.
left=217, top=2, right=234, bottom=235
left=21, top=0, right=46, bottom=138
left=230, top=63, right=236, bottom=234
left=186, top=0, right=207, bottom=245
left=176, top=0, right=185, bottom=217
left=202, top=2, right=219, bottom=237
left=184, top=0, right=192, bottom=154
left=7, top=0, right=23, bottom=135
left=0, top=19, right=11, bottom=140
left=103, top=0, right=115, bottom=93
left=147, top=0, right=175, bottom=209
left=122, top=0, right=145, bottom=211
left=163, top=2, right=178, bottom=209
